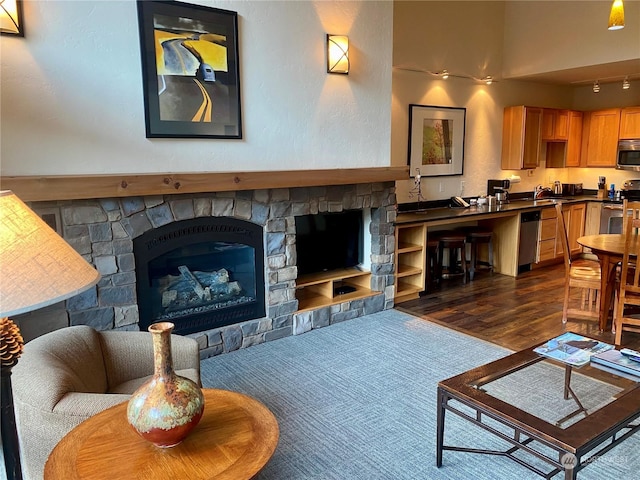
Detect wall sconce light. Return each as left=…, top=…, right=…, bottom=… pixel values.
left=0, top=0, right=24, bottom=36
left=608, top=0, right=624, bottom=30
left=327, top=34, right=349, bottom=74
left=623, top=77, right=630, bottom=89
left=593, top=80, right=601, bottom=93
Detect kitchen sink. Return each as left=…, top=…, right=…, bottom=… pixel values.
left=513, top=197, right=573, bottom=206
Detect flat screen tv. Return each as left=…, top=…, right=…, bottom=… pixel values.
left=295, top=210, right=363, bottom=276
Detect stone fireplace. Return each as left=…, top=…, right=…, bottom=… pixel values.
left=19, top=182, right=397, bottom=358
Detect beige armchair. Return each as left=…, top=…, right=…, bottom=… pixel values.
left=12, top=325, right=201, bottom=480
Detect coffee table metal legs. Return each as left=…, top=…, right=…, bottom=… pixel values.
left=436, top=388, right=445, bottom=467
left=436, top=386, right=574, bottom=479
left=556, top=366, right=588, bottom=427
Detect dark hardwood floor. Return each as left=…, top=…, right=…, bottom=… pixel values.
left=395, top=263, right=640, bottom=352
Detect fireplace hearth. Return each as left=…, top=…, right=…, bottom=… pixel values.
left=21, top=183, right=397, bottom=358
left=134, top=217, right=265, bottom=335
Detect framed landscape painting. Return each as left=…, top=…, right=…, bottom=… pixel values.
left=137, top=1, right=242, bottom=138
left=407, top=105, right=466, bottom=177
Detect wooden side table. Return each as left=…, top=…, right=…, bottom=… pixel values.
left=45, top=389, right=279, bottom=480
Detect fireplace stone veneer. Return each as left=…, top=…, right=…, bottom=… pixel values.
left=26, top=183, right=397, bottom=357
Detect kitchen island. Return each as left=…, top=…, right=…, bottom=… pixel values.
left=394, top=196, right=603, bottom=302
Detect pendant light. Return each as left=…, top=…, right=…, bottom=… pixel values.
left=608, top=0, right=624, bottom=30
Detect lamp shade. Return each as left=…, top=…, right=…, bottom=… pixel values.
left=0, top=191, right=100, bottom=317
left=0, top=0, right=23, bottom=36
left=608, top=0, right=624, bottom=30
left=327, top=34, right=349, bottom=74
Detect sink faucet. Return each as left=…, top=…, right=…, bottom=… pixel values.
left=534, top=184, right=543, bottom=199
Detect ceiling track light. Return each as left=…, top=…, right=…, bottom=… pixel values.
left=393, top=66, right=495, bottom=85
left=593, top=80, right=600, bottom=93
left=623, top=77, right=630, bottom=90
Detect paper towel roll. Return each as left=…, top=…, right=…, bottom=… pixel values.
left=508, top=175, right=521, bottom=184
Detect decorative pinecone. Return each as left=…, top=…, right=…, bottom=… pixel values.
left=1, top=317, right=24, bottom=370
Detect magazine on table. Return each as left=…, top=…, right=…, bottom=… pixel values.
left=591, top=349, right=640, bottom=378
left=533, top=332, right=614, bottom=367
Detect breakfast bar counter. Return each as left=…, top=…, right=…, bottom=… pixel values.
left=395, top=195, right=599, bottom=225
left=393, top=196, right=603, bottom=302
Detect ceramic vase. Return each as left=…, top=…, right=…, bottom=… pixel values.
left=126, top=322, right=204, bottom=447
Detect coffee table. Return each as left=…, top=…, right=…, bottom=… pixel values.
left=45, top=388, right=279, bottom=480
left=436, top=341, right=640, bottom=480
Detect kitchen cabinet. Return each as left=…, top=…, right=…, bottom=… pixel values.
left=562, top=203, right=586, bottom=256
left=565, top=111, right=584, bottom=167
left=394, top=222, right=426, bottom=303
left=537, top=207, right=558, bottom=262
left=581, top=202, right=602, bottom=255
left=542, top=109, right=569, bottom=141
left=501, top=106, right=543, bottom=170
left=620, top=106, right=640, bottom=139
left=584, top=203, right=602, bottom=236
left=544, top=203, right=586, bottom=260
left=581, top=108, right=621, bottom=167
left=546, top=111, right=583, bottom=168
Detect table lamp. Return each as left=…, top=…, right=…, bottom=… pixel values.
left=0, top=190, right=100, bottom=480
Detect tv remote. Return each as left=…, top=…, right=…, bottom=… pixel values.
left=620, top=348, right=640, bottom=363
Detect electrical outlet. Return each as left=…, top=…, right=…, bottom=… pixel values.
left=439, top=182, right=444, bottom=192
left=527, top=170, right=534, bottom=177
left=460, top=180, right=465, bottom=190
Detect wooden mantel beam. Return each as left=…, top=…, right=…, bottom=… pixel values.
left=1, top=167, right=409, bottom=202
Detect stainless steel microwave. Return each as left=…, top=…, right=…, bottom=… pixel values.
left=617, top=139, right=640, bottom=170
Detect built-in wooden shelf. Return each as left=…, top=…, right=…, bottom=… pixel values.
left=1, top=167, right=409, bottom=202
left=394, top=223, right=427, bottom=303
left=295, top=267, right=376, bottom=312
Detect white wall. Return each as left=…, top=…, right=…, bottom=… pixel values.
left=0, top=0, right=393, bottom=176
left=503, top=1, right=640, bottom=78
left=392, top=71, right=574, bottom=202
left=392, top=1, right=639, bottom=205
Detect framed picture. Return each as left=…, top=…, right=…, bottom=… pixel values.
left=407, top=105, right=466, bottom=177
left=137, top=1, right=242, bottom=139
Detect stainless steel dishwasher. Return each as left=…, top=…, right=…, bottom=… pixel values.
left=518, top=210, right=540, bottom=273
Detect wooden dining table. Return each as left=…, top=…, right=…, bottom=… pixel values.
left=577, top=233, right=640, bottom=331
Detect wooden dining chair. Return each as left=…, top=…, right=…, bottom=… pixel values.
left=555, top=203, right=602, bottom=323
left=613, top=201, right=640, bottom=345
left=622, top=199, right=640, bottom=234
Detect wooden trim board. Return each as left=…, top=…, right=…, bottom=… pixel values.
left=2, top=167, right=409, bottom=202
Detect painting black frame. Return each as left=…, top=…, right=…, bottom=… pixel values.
left=407, top=104, right=466, bottom=177
left=137, top=1, right=242, bottom=139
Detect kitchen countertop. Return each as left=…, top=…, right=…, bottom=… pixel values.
left=396, top=195, right=603, bottom=224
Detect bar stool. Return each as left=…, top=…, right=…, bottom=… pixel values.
left=457, top=226, right=494, bottom=281
left=425, top=237, right=441, bottom=290
left=432, top=230, right=467, bottom=284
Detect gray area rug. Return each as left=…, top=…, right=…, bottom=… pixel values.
left=200, top=309, right=640, bottom=479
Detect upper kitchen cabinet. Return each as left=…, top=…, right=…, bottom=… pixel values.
left=581, top=108, right=621, bottom=167
left=620, top=107, right=640, bottom=139
left=545, top=111, right=583, bottom=168
left=542, top=109, right=569, bottom=141
left=501, top=106, right=543, bottom=170
left=565, top=111, right=583, bottom=167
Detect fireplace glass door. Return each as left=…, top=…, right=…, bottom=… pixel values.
left=134, top=217, right=265, bottom=335
left=148, top=241, right=257, bottom=323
